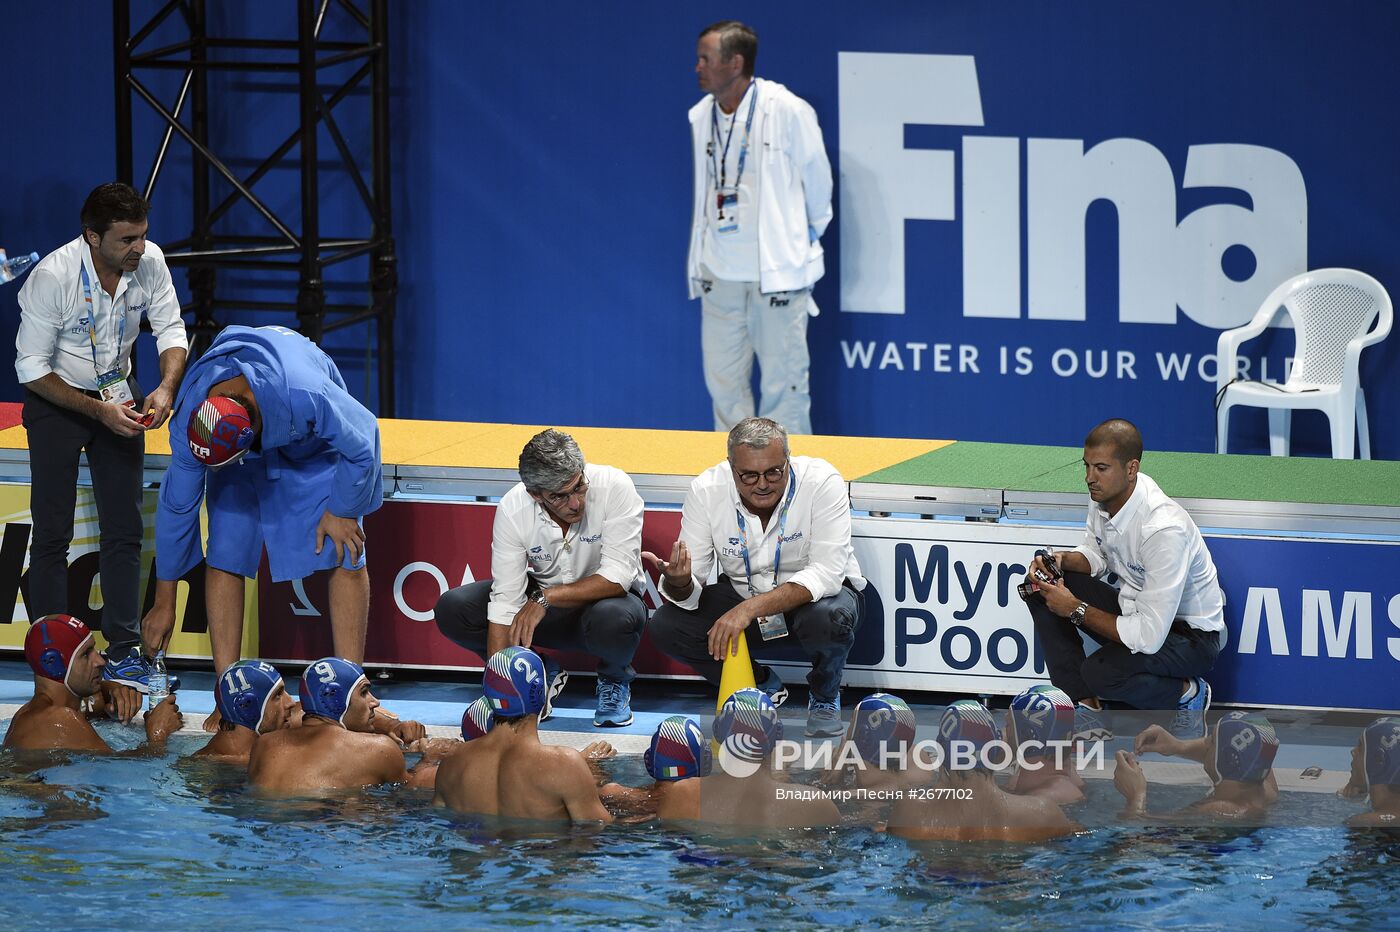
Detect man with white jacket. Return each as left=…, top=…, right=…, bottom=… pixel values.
left=687, top=21, right=832, bottom=435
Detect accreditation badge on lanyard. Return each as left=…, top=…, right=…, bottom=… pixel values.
left=80, top=264, right=134, bottom=408
left=736, top=470, right=798, bottom=641
left=710, top=83, right=757, bottom=237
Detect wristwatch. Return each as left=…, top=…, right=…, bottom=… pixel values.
left=1068, top=601, right=1088, bottom=628
left=531, top=590, right=550, bottom=609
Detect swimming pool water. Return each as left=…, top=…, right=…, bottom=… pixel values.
left=1, top=730, right=1395, bottom=930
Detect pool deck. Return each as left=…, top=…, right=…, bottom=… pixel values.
left=0, top=660, right=1362, bottom=794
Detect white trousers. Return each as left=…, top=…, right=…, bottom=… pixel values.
left=699, top=270, right=812, bottom=434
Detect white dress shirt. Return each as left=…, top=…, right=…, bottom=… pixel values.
left=1072, top=473, right=1225, bottom=655
left=15, top=237, right=188, bottom=389
left=665, top=455, right=864, bottom=610
left=487, top=463, right=644, bottom=625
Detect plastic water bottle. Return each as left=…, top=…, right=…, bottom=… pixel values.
left=148, top=650, right=169, bottom=711
left=0, top=251, right=40, bottom=285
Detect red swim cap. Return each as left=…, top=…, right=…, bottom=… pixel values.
left=24, top=614, right=94, bottom=693
left=188, top=396, right=254, bottom=467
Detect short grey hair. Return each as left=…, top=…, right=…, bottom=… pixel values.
left=518, top=429, right=585, bottom=492
left=727, top=417, right=789, bottom=459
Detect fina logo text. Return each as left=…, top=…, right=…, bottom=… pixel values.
left=835, top=52, right=1308, bottom=384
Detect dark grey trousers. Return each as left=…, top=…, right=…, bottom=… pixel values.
left=23, top=385, right=145, bottom=655
left=435, top=578, right=647, bottom=684
left=1028, top=571, right=1222, bottom=709
left=648, top=577, right=863, bottom=702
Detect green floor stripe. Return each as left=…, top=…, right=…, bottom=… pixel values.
left=1014, top=450, right=1400, bottom=506
left=856, top=441, right=1083, bottom=488
left=858, top=443, right=1400, bottom=507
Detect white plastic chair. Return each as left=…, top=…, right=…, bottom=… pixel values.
left=1216, top=269, right=1392, bottom=459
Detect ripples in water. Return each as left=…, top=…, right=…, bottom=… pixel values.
left=0, top=736, right=1394, bottom=928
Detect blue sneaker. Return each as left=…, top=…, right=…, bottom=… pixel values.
left=539, top=656, right=568, bottom=723
left=756, top=666, right=789, bottom=709
left=101, top=647, right=181, bottom=694
left=1169, top=677, right=1211, bottom=740
left=1072, top=703, right=1113, bottom=743
left=805, top=692, right=843, bottom=738
left=593, top=678, right=633, bottom=727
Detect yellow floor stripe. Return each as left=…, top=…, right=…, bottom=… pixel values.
left=1, top=419, right=956, bottom=482
left=393, top=422, right=954, bottom=480
left=376, top=418, right=521, bottom=463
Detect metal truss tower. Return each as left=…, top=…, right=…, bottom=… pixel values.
left=113, top=0, right=397, bottom=414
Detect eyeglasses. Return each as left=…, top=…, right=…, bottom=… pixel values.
left=733, top=460, right=788, bottom=486
left=543, top=475, right=589, bottom=506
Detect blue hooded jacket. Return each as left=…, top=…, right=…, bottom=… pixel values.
left=156, top=325, right=383, bottom=582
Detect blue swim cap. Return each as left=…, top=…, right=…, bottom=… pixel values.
left=298, top=657, right=367, bottom=726
left=483, top=647, right=546, bottom=718
left=851, top=693, right=917, bottom=766
left=1363, top=716, right=1400, bottom=788
left=1215, top=712, right=1279, bottom=783
left=645, top=715, right=712, bottom=781
left=713, top=688, right=784, bottom=762
left=461, top=696, right=495, bottom=741
left=1009, top=684, right=1075, bottom=748
left=938, top=699, right=1002, bottom=772
left=216, top=660, right=285, bottom=734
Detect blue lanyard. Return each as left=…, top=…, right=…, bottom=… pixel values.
left=735, top=467, right=798, bottom=596
left=78, top=263, right=126, bottom=378
left=710, top=81, right=758, bottom=202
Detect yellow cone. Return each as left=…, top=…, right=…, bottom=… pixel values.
left=716, top=630, right=758, bottom=714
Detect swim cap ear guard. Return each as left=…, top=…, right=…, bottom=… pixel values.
left=645, top=715, right=712, bottom=781
left=713, top=688, right=784, bottom=763
left=216, top=659, right=285, bottom=734
left=298, top=657, right=367, bottom=726
left=483, top=647, right=546, bottom=718
left=40, top=647, right=66, bottom=679
left=23, top=614, right=93, bottom=696
left=851, top=693, right=917, bottom=766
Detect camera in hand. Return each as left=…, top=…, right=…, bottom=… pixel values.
left=1017, top=549, right=1062, bottom=604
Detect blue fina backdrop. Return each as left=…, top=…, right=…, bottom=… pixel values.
left=2, top=2, right=1398, bottom=457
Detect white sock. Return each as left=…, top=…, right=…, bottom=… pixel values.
left=1180, top=679, right=1198, bottom=702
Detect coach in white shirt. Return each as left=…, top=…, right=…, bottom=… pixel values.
left=15, top=182, right=187, bottom=709
left=687, top=21, right=833, bottom=435
left=434, top=429, right=646, bottom=728
left=1025, top=419, right=1225, bottom=741
left=646, top=417, right=864, bottom=737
